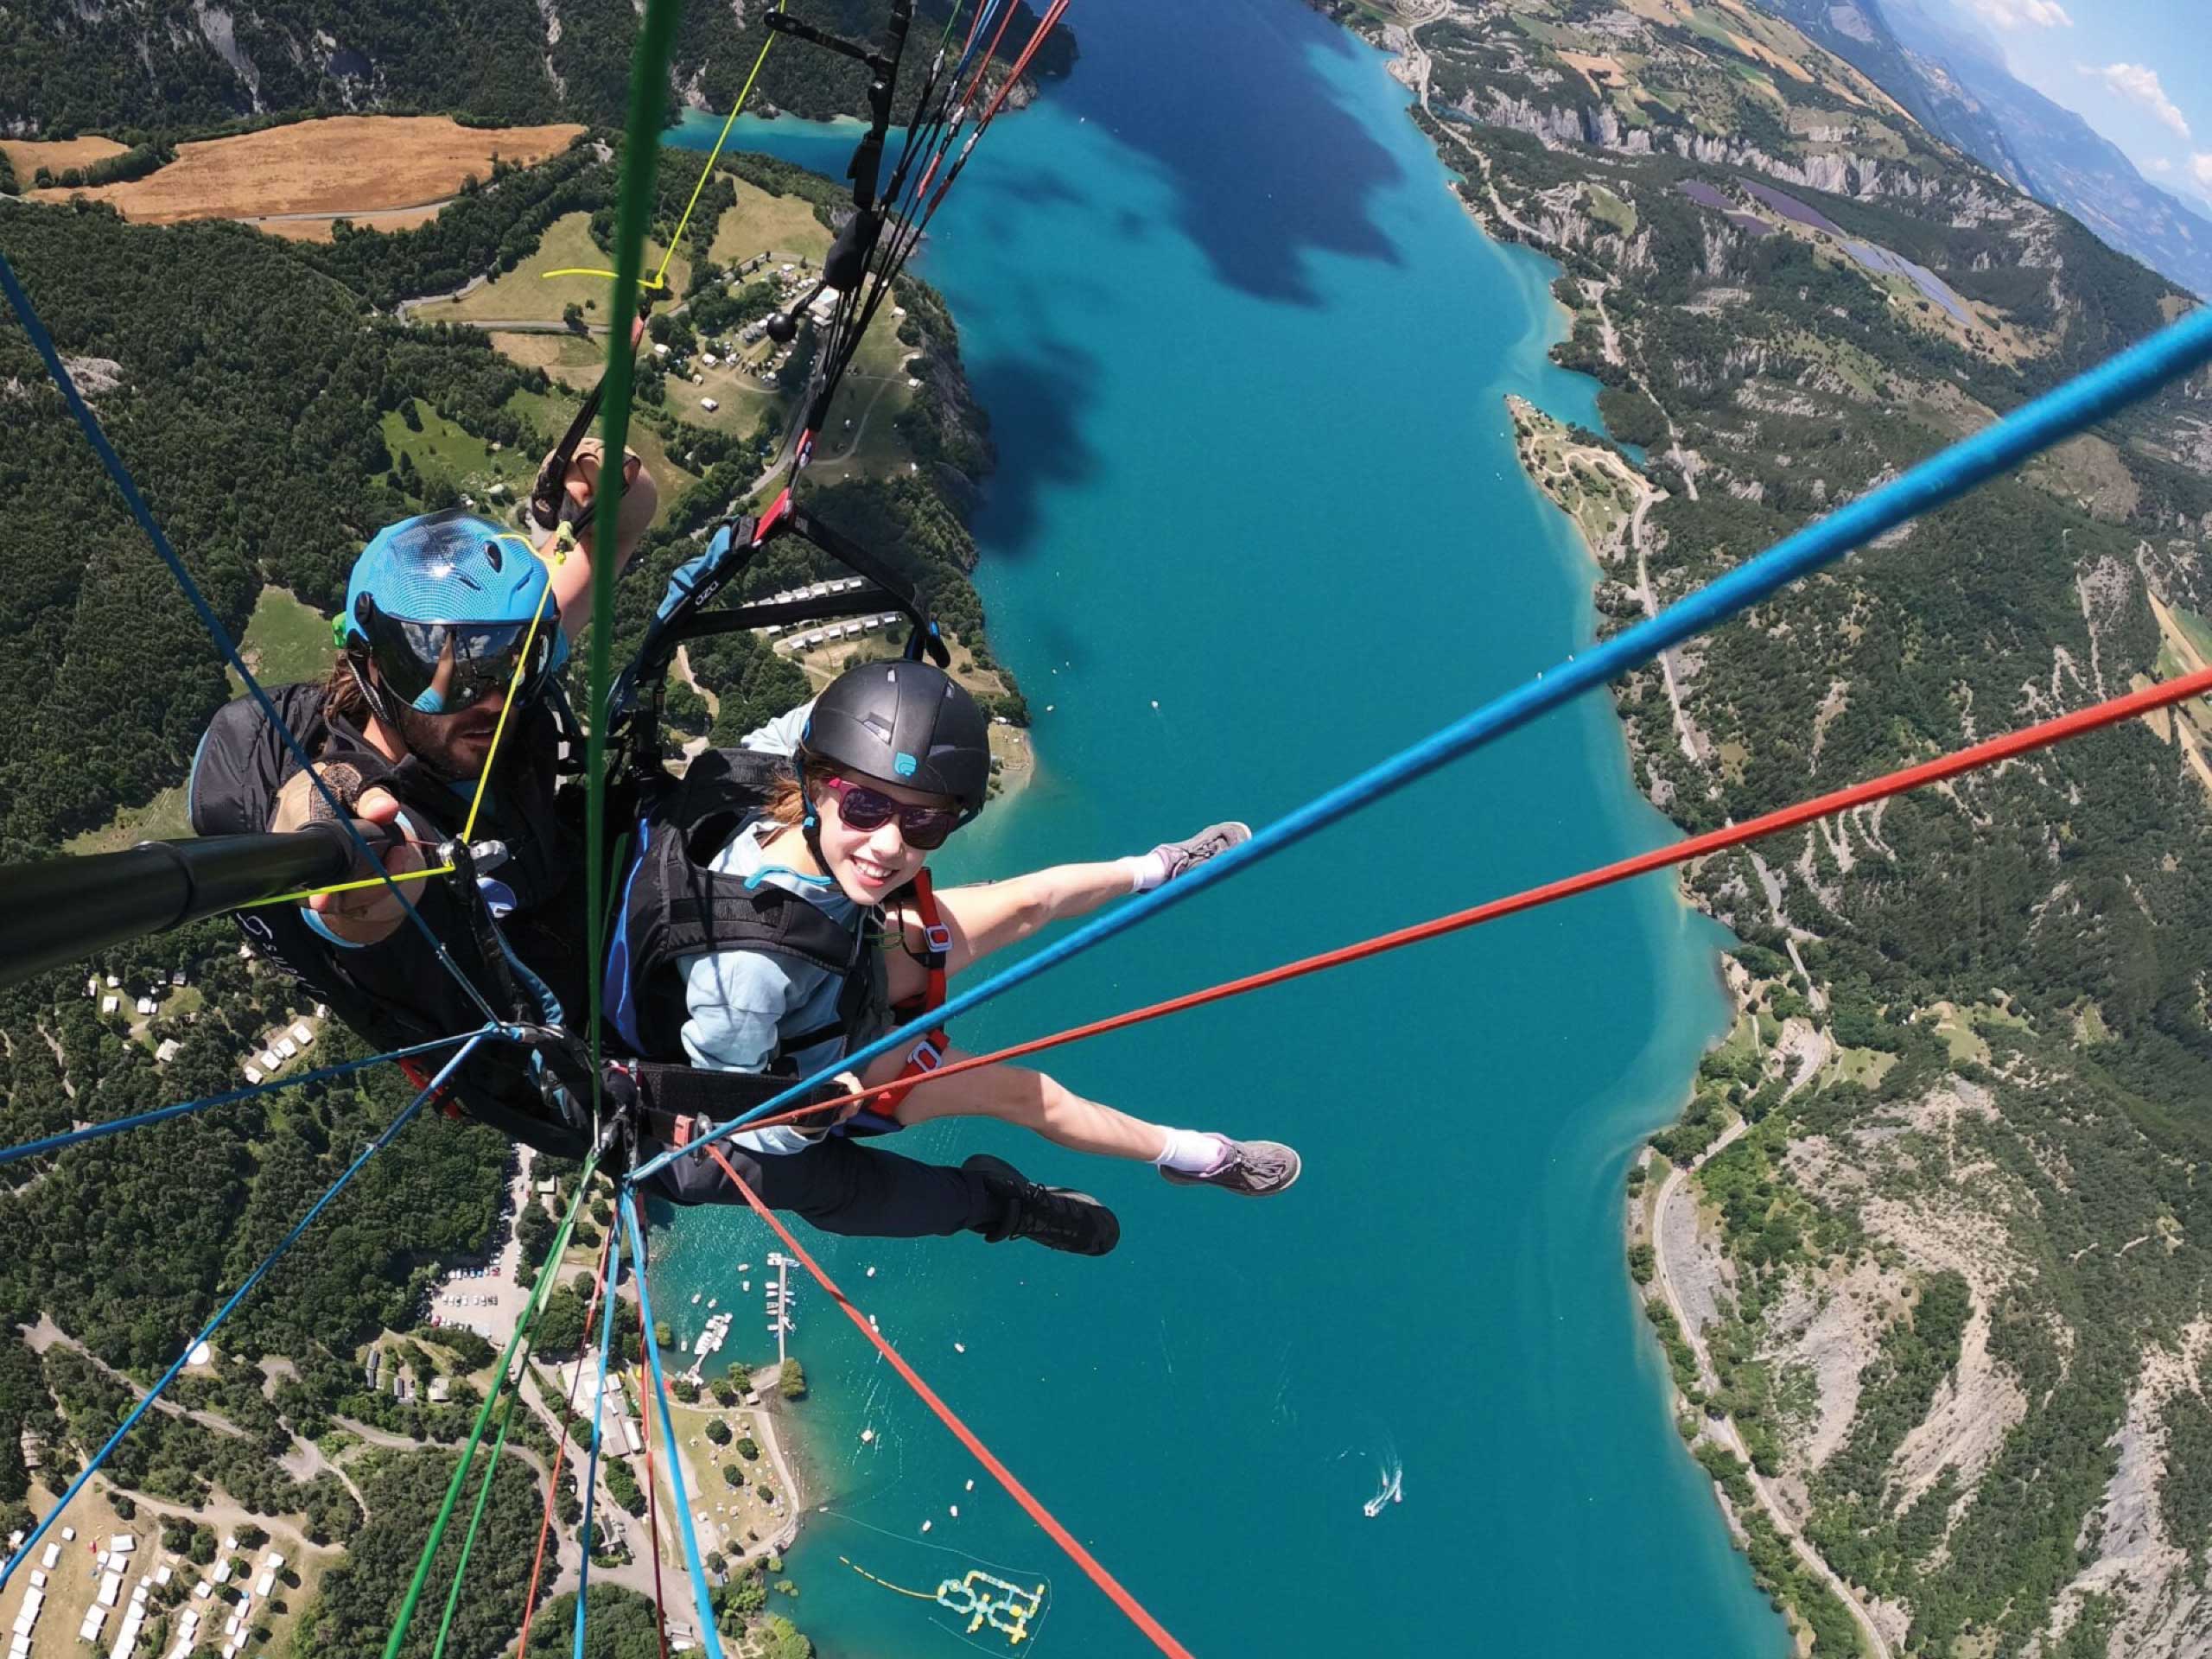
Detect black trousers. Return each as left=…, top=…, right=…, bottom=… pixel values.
left=644, top=1133, right=1002, bottom=1239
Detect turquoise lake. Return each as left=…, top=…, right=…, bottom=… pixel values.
left=653, top=1, right=1793, bottom=1652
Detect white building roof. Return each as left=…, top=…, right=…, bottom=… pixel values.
left=289, top=1023, right=314, bottom=1045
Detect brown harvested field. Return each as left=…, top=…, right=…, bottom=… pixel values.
left=1, top=135, right=130, bottom=177
left=29, top=115, right=583, bottom=226
left=258, top=203, right=445, bottom=243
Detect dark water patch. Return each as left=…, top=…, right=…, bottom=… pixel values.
left=1044, top=0, right=1406, bottom=305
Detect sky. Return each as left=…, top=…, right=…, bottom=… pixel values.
left=1917, top=0, right=2212, bottom=211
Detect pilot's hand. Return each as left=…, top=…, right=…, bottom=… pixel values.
left=270, top=766, right=425, bottom=943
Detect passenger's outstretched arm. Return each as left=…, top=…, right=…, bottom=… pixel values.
left=922, top=861, right=1136, bottom=977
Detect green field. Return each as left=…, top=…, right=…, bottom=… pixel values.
left=382, top=398, right=539, bottom=512
left=2171, top=604, right=2212, bottom=665
left=226, top=585, right=336, bottom=695
left=706, top=176, right=832, bottom=269
left=63, top=783, right=194, bottom=854
left=443, top=212, right=689, bottom=325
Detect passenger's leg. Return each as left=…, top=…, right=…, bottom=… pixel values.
left=642, top=1135, right=995, bottom=1237
left=642, top=1135, right=1117, bottom=1252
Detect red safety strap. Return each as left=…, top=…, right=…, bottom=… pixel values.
left=396, top=1056, right=462, bottom=1121
left=868, top=867, right=953, bottom=1116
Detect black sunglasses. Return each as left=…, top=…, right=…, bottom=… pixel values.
left=819, top=775, right=965, bottom=849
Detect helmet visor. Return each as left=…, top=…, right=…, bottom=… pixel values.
left=361, top=608, right=557, bottom=715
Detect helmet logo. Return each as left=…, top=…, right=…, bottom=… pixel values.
left=895, top=752, right=918, bottom=778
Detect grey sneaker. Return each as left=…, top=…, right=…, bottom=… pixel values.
left=1160, top=1138, right=1302, bottom=1198
left=1152, top=821, right=1251, bottom=882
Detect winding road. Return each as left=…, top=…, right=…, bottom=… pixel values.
left=1649, top=1071, right=1891, bottom=1658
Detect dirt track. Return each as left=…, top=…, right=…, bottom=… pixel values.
left=29, top=116, right=582, bottom=226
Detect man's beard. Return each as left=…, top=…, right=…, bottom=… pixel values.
left=396, top=702, right=499, bottom=782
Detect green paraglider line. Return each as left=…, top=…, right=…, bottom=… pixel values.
left=584, top=0, right=686, bottom=1128
left=382, top=1163, right=601, bottom=1659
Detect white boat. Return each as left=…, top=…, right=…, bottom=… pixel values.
left=1363, top=1464, right=1403, bottom=1518
left=690, top=1294, right=701, bottom=1305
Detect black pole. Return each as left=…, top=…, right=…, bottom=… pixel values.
left=0, top=824, right=365, bottom=991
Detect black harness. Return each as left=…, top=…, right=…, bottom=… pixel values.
left=188, top=683, right=597, bottom=1158
left=606, top=746, right=952, bottom=1141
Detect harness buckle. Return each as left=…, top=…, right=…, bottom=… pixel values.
left=906, top=1037, right=944, bottom=1072
left=922, top=922, right=953, bottom=957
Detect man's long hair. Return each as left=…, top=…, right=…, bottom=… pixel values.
left=323, top=657, right=372, bottom=728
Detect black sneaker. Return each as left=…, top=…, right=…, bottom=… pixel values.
left=964, top=1154, right=1121, bottom=1256
left=1160, top=1137, right=1302, bottom=1198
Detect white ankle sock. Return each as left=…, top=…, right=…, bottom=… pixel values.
left=1153, top=1128, right=1230, bottom=1173
left=1115, top=851, right=1170, bottom=893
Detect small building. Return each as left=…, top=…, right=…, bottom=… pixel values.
left=262, top=1552, right=283, bottom=1571
left=429, top=1376, right=451, bottom=1403
left=105, top=975, right=120, bottom=989
left=38, top=1545, right=58, bottom=1571
left=253, top=1573, right=275, bottom=1599
left=258, top=1051, right=282, bottom=1071
left=243, top=1067, right=262, bottom=1086
left=155, top=1039, right=181, bottom=1065
left=700, top=352, right=718, bottom=367
left=289, top=1021, right=314, bottom=1046
left=101, top=995, right=120, bottom=1015
left=169, top=969, right=187, bottom=987
left=212, top=1562, right=232, bottom=1586
left=110, top=1535, right=135, bottom=1554
left=274, top=1038, right=297, bottom=1060
left=699, top=397, right=719, bottom=412
left=134, top=996, right=157, bottom=1016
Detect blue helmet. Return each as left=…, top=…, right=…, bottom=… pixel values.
left=340, top=511, right=565, bottom=719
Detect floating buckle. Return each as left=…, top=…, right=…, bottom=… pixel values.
left=923, top=922, right=953, bottom=957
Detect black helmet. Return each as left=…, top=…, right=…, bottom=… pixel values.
left=801, top=660, right=990, bottom=817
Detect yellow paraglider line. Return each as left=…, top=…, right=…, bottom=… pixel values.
left=538, top=8, right=784, bottom=291
left=242, top=537, right=558, bottom=909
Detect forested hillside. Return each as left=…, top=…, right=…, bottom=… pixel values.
left=0, top=119, right=1010, bottom=1656
left=0, top=0, right=1075, bottom=140
left=1331, top=1, right=2212, bottom=1653
left=0, top=135, right=1007, bottom=858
